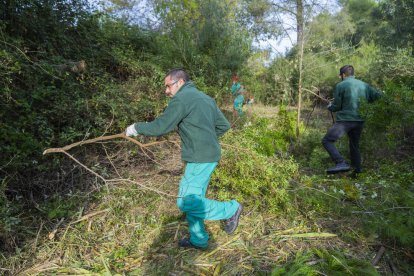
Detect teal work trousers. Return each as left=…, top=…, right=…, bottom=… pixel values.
left=233, top=95, right=244, bottom=115
left=176, top=162, right=240, bottom=248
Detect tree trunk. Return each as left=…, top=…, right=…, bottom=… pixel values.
left=296, top=0, right=304, bottom=138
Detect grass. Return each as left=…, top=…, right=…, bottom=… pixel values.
left=1, top=104, right=413, bottom=275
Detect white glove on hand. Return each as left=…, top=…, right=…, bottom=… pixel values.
left=125, top=124, right=138, bottom=137
left=327, top=102, right=333, bottom=109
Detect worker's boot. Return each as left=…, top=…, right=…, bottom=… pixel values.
left=224, top=204, right=243, bottom=234
left=178, top=238, right=207, bottom=250
left=326, top=161, right=350, bottom=174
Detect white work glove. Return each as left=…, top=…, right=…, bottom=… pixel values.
left=125, top=124, right=138, bottom=137
left=327, top=102, right=333, bottom=109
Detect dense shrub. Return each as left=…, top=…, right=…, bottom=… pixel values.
left=360, top=161, right=414, bottom=247
left=211, top=113, right=300, bottom=212
left=361, top=80, right=414, bottom=156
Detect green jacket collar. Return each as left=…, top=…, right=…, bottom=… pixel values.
left=174, top=81, right=195, bottom=97
left=343, top=76, right=355, bottom=81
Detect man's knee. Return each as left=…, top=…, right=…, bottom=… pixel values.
left=177, top=194, right=202, bottom=212
left=322, top=135, right=331, bottom=146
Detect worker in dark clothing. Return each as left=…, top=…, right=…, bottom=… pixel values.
left=322, top=65, right=381, bottom=174
left=126, top=69, right=242, bottom=249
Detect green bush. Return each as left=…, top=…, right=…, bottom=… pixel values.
left=359, top=161, right=414, bottom=247
left=361, top=80, right=414, bottom=156
left=0, top=178, right=21, bottom=235
left=211, top=114, right=299, bottom=212
left=233, top=107, right=299, bottom=157
left=212, top=150, right=298, bottom=212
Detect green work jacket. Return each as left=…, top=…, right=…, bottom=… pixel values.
left=133, top=81, right=230, bottom=163
left=231, top=82, right=241, bottom=96
left=329, top=76, right=381, bottom=121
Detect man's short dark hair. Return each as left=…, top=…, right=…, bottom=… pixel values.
left=165, top=68, right=190, bottom=82
left=339, top=65, right=354, bottom=76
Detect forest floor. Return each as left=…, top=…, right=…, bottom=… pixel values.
left=3, top=104, right=413, bottom=275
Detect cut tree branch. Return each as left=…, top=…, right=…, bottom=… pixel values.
left=43, top=133, right=168, bottom=155
left=43, top=133, right=179, bottom=198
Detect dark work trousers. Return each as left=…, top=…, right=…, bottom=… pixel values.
left=322, top=121, right=364, bottom=171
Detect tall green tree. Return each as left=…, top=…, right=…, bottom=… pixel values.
left=242, top=0, right=330, bottom=137
left=152, top=0, right=252, bottom=85
left=378, top=0, right=414, bottom=49
left=339, top=0, right=381, bottom=45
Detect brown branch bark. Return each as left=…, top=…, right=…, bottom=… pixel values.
left=43, top=133, right=168, bottom=155
left=302, top=88, right=330, bottom=103
left=372, top=245, right=386, bottom=266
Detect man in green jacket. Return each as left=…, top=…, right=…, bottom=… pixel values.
left=231, top=75, right=245, bottom=117
left=322, top=65, right=381, bottom=174
left=125, top=69, right=242, bottom=249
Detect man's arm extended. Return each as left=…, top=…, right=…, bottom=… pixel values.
left=133, top=99, right=186, bottom=137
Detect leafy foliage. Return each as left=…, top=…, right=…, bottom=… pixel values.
left=212, top=114, right=299, bottom=212
left=154, top=0, right=252, bottom=85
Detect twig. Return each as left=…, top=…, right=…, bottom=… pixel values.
left=102, top=107, right=115, bottom=137
left=289, top=185, right=340, bottom=200
left=111, top=178, right=178, bottom=198
left=48, top=218, right=65, bottom=240
left=372, top=246, right=386, bottom=266
left=304, top=100, right=318, bottom=132
left=174, top=223, right=181, bottom=241
left=231, top=115, right=242, bottom=128
left=386, top=253, right=399, bottom=275
left=70, top=209, right=110, bottom=225
left=279, top=232, right=337, bottom=239
left=32, top=221, right=44, bottom=253
left=0, top=154, right=17, bottom=170
left=61, top=151, right=106, bottom=182
left=302, top=88, right=330, bottom=103
left=102, top=144, right=121, bottom=178
left=57, top=150, right=178, bottom=197
left=1, top=39, right=62, bottom=80
left=202, top=234, right=241, bottom=258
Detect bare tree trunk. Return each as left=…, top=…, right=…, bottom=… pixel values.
left=296, top=0, right=304, bottom=138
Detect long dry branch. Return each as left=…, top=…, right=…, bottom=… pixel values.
left=43, top=133, right=168, bottom=155
left=302, top=88, right=330, bottom=103
left=43, top=133, right=178, bottom=198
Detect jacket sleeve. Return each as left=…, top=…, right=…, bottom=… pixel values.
left=134, top=98, right=186, bottom=137
left=328, top=84, right=342, bottom=112
left=215, top=106, right=230, bottom=137
left=367, top=84, right=382, bottom=103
